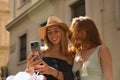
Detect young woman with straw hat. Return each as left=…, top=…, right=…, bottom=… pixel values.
left=6, top=16, right=74, bottom=80
left=26, top=16, right=74, bottom=80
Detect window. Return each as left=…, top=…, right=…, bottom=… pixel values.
left=18, top=0, right=31, bottom=9
left=20, top=0, right=27, bottom=4
left=19, top=34, right=27, bottom=61
left=71, top=0, right=85, bottom=18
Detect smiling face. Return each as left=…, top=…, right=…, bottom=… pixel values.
left=44, top=25, right=69, bottom=55
left=47, top=25, right=62, bottom=45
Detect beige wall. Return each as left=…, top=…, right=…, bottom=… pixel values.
left=10, top=0, right=48, bottom=20
left=6, top=0, right=120, bottom=79
left=0, top=0, right=10, bottom=67
left=0, top=0, right=10, bottom=80
left=8, top=0, right=55, bottom=74
left=8, top=18, right=40, bottom=74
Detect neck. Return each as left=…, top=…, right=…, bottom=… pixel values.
left=49, top=45, right=61, bottom=55
left=81, top=43, right=91, bottom=51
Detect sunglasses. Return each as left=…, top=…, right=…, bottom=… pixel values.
left=74, top=70, right=81, bottom=80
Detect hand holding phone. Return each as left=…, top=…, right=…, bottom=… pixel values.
left=30, top=41, right=42, bottom=61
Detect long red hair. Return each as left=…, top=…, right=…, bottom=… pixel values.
left=70, top=16, right=102, bottom=50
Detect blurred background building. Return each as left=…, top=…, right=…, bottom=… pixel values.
left=5, top=0, right=120, bottom=80
left=0, top=0, right=10, bottom=80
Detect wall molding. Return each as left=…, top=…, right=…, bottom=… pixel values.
left=114, top=0, right=120, bottom=30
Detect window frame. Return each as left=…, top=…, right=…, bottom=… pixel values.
left=19, top=33, right=27, bottom=62
left=71, top=0, right=86, bottom=18
left=18, top=0, right=31, bottom=9
left=20, top=0, right=27, bottom=5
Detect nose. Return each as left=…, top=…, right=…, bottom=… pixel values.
left=51, top=32, right=56, bottom=37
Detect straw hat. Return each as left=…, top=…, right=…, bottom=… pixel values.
left=39, top=16, right=71, bottom=39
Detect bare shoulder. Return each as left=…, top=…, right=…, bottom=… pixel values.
left=99, top=44, right=111, bottom=59
left=99, top=44, right=109, bottom=53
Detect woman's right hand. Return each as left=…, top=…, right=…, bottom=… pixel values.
left=26, top=51, right=42, bottom=75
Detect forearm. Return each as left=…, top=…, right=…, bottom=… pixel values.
left=103, top=70, right=114, bottom=80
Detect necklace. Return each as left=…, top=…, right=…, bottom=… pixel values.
left=80, top=47, right=96, bottom=62
left=75, top=46, right=94, bottom=62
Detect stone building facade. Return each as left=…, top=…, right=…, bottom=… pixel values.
left=0, top=0, right=10, bottom=79
left=5, top=0, right=120, bottom=80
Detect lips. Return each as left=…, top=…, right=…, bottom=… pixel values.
left=51, top=37, right=57, bottom=41
left=53, top=37, right=57, bottom=40
left=51, top=37, right=59, bottom=43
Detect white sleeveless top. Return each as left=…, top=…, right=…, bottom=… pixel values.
left=72, top=45, right=103, bottom=80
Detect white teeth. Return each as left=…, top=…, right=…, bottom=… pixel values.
left=53, top=38, right=57, bottom=40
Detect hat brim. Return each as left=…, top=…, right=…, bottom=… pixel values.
left=39, top=23, right=71, bottom=39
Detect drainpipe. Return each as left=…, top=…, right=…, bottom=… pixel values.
left=100, top=0, right=105, bottom=41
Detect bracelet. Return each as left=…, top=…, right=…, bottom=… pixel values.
left=56, top=70, right=59, bottom=78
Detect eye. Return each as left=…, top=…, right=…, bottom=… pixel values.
left=54, top=29, right=60, bottom=33
left=47, top=31, right=52, bottom=35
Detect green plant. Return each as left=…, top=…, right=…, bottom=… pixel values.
left=0, top=66, right=8, bottom=80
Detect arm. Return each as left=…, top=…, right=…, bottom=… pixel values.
left=38, top=60, right=74, bottom=80
left=49, top=67, right=64, bottom=80
left=99, top=45, right=114, bottom=80
left=38, top=61, right=64, bottom=80
left=26, top=52, right=46, bottom=80
left=26, top=52, right=40, bottom=75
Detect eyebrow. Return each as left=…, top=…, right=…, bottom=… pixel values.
left=47, top=27, right=60, bottom=31
left=54, top=27, right=61, bottom=30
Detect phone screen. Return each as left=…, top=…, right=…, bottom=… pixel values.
left=30, top=41, right=42, bottom=60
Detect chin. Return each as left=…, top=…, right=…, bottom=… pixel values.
left=52, top=42, right=59, bottom=45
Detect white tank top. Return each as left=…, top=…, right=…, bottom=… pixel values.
left=72, top=45, right=103, bottom=80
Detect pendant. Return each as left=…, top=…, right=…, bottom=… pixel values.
left=75, top=55, right=84, bottom=62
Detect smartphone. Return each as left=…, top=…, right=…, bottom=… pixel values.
left=30, top=41, right=42, bottom=61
